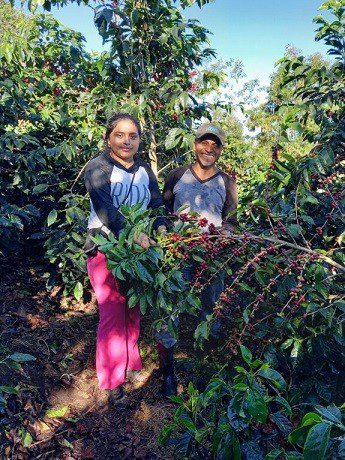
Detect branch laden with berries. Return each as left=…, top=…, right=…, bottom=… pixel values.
left=94, top=204, right=234, bottom=346
left=95, top=192, right=344, bottom=353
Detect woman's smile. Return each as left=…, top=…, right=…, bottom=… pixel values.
left=107, top=119, right=140, bottom=167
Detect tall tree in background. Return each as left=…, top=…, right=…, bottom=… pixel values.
left=2, top=0, right=225, bottom=295
left=18, top=0, right=220, bottom=174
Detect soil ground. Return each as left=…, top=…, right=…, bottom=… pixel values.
left=0, top=254, right=214, bottom=460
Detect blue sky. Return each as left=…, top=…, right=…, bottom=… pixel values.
left=31, top=0, right=329, bottom=86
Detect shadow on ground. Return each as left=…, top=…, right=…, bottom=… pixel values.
left=0, top=254, right=187, bottom=459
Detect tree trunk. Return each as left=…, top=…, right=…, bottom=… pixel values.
left=140, top=116, right=158, bottom=176
left=148, top=126, right=158, bottom=176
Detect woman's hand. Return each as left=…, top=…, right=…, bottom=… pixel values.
left=133, top=232, right=152, bottom=249
left=157, top=225, right=167, bottom=235
left=134, top=226, right=167, bottom=249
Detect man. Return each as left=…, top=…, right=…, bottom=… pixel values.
left=164, top=122, right=238, bottom=231
left=158, top=122, right=238, bottom=397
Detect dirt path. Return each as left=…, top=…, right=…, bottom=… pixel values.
left=0, top=255, right=186, bottom=459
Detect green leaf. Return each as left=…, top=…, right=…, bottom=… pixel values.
left=301, top=412, right=322, bottom=426
left=274, top=396, right=292, bottom=415
left=241, top=440, right=264, bottom=460
left=245, top=389, right=268, bottom=423
left=195, top=426, right=209, bottom=443
left=257, top=368, right=286, bottom=390
left=165, top=128, right=183, bottom=150
left=288, top=425, right=311, bottom=445
left=285, top=453, right=303, bottom=460
left=128, top=294, right=139, bottom=309
left=8, top=360, right=22, bottom=371
left=191, top=254, right=205, bottom=263
left=242, top=307, right=249, bottom=323
left=234, top=366, right=247, bottom=374
left=291, top=340, right=301, bottom=358
left=265, top=449, right=283, bottom=460
left=270, top=412, right=293, bottom=435
left=139, top=294, right=150, bottom=314
left=169, top=395, right=184, bottom=405
left=47, top=209, right=58, bottom=226
left=287, top=224, right=302, bottom=238
left=61, top=438, right=74, bottom=449
left=227, top=400, right=249, bottom=431
left=232, top=435, right=241, bottom=460
left=233, top=383, right=248, bottom=391
left=194, top=320, right=209, bottom=348
left=201, top=380, right=227, bottom=406
left=45, top=405, right=68, bottom=418
left=21, top=428, right=33, bottom=447
left=135, top=262, right=153, bottom=282
left=281, top=338, right=294, bottom=349
left=240, top=345, right=252, bottom=364
left=179, top=412, right=196, bottom=431
left=9, top=353, right=36, bottom=362
left=159, top=423, right=176, bottom=445
left=131, top=8, right=139, bottom=24
left=174, top=431, right=193, bottom=458
left=303, top=422, right=331, bottom=460
left=315, top=404, right=342, bottom=425
left=33, top=183, right=49, bottom=194
left=289, top=122, right=303, bottom=133
left=0, top=385, right=19, bottom=394
left=155, top=271, right=166, bottom=287
left=73, top=282, right=83, bottom=301
left=302, top=194, right=319, bottom=204
left=186, top=293, right=201, bottom=310
left=113, top=265, right=126, bottom=281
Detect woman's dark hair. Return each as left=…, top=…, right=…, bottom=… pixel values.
left=104, top=112, right=142, bottom=141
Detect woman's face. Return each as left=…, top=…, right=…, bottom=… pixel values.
left=107, top=119, right=140, bottom=165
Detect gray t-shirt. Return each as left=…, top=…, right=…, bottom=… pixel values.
left=163, top=165, right=238, bottom=229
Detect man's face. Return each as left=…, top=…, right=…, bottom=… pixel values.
left=194, top=135, right=223, bottom=168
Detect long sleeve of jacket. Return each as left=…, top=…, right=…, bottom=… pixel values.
left=84, top=162, right=126, bottom=236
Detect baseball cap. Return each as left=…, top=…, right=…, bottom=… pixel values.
left=195, top=123, right=226, bottom=146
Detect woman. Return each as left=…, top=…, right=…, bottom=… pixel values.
left=84, top=113, right=167, bottom=403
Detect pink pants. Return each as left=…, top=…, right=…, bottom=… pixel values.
left=87, top=251, right=142, bottom=389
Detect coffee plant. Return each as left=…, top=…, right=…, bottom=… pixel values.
left=159, top=346, right=345, bottom=459
left=1, top=0, right=344, bottom=458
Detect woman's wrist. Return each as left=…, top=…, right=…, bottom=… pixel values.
left=134, top=231, right=150, bottom=249
left=157, top=225, right=167, bottom=235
